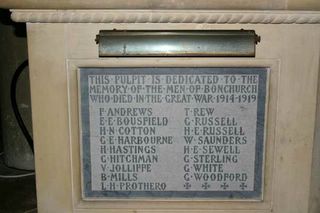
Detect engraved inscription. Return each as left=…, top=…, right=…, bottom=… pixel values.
left=79, top=67, right=268, bottom=199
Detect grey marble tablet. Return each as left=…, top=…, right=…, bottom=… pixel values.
left=79, top=67, right=268, bottom=199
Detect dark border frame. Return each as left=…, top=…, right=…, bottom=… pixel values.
left=79, top=67, right=268, bottom=199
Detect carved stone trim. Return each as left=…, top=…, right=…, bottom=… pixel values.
left=11, top=9, right=320, bottom=24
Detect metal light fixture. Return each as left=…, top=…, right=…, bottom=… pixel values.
left=96, top=30, right=260, bottom=57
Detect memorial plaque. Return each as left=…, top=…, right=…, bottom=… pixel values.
left=79, top=67, right=268, bottom=199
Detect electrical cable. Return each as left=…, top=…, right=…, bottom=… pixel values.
left=24, top=208, right=37, bottom=213
left=0, top=60, right=35, bottom=179
left=0, top=172, right=35, bottom=179
left=10, top=59, right=34, bottom=153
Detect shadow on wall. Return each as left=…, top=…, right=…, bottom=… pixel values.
left=0, top=9, right=26, bottom=37
left=0, top=9, right=34, bottom=170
